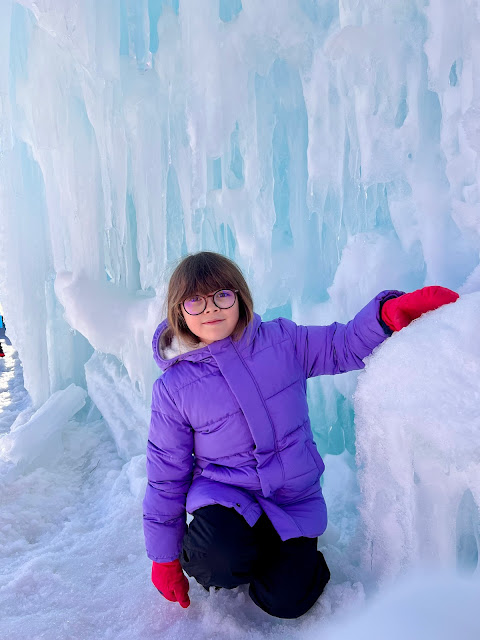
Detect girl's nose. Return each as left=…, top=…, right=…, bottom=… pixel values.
left=204, top=296, right=217, bottom=313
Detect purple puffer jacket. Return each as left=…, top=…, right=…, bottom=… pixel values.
left=143, top=291, right=402, bottom=562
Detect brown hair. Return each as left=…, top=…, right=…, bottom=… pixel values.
left=165, top=251, right=254, bottom=346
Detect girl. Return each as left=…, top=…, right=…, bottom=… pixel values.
left=143, top=251, right=457, bottom=619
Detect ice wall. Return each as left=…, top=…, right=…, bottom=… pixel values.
left=0, top=0, right=479, bottom=583
left=1, top=0, right=479, bottom=408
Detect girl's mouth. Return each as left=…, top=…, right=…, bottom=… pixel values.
left=203, top=319, right=224, bottom=325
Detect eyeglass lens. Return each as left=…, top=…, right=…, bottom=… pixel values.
left=183, top=290, right=236, bottom=315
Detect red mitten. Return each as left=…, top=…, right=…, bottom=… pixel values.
left=151, top=559, right=190, bottom=608
left=381, top=286, right=459, bottom=332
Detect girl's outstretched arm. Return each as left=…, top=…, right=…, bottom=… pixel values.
left=143, top=378, right=194, bottom=564
left=282, top=286, right=457, bottom=378
left=280, top=290, right=404, bottom=377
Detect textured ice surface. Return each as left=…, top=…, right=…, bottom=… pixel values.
left=0, top=383, right=86, bottom=470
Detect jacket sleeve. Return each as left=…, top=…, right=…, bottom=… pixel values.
left=143, top=377, right=194, bottom=563
left=281, top=290, right=404, bottom=378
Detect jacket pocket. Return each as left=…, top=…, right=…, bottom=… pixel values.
left=307, top=440, right=325, bottom=474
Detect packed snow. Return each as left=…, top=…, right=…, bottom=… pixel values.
left=1, top=1, right=480, bottom=638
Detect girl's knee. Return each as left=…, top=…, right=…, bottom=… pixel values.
left=181, top=505, right=258, bottom=588
left=181, top=543, right=255, bottom=589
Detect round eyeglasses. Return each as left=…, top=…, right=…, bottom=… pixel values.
left=182, top=289, right=239, bottom=316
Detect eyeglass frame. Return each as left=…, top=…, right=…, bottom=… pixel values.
left=181, top=289, right=239, bottom=316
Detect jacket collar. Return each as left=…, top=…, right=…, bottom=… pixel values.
left=152, top=313, right=262, bottom=372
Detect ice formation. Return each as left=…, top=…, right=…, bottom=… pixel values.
left=1, top=1, right=480, bottom=637
left=355, top=293, right=480, bottom=584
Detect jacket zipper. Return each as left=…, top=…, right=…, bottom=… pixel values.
left=231, top=341, right=286, bottom=484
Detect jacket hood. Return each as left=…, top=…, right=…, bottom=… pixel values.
left=152, top=313, right=262, bottom=371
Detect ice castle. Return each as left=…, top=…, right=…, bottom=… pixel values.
left=0, top=2, right=479, bottom=638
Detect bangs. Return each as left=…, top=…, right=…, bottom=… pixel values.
left=173, top=257, right=236, bottom=304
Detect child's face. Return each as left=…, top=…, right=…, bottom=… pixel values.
left=181, top=291, right=240, bottom=345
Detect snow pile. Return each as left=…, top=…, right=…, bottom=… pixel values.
left=355, top=293, right=480, bottom=584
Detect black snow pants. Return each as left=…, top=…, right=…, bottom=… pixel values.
left=180, top=505, right=330, bottom=619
